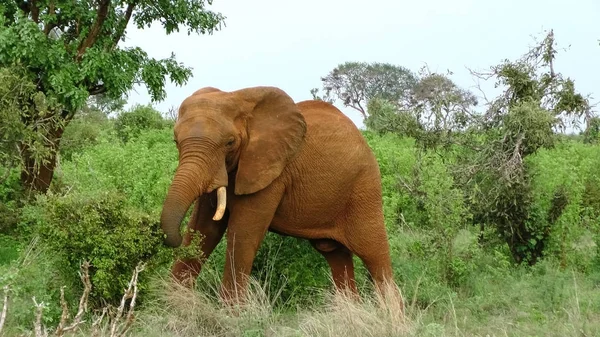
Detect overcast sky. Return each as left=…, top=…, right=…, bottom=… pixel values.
left=122, top=0, right=600, bottom=128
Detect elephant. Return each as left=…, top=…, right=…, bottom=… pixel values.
left=159, top=85, right=400, bottom=307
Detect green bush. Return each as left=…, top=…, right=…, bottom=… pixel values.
left=56, top=128, right=178, bottom=213
left=0, top=238, right=76, bottom=332
left=22, top=128, right=180, bottom=306
left=526, top=140, right=600, bottom=272
left=583, top=117, right=600, bottom=144
left=365, top=97, right=422, bottom=138
left=0, top=168, right=24, bottom=234
left=22, top=189, right=172, bottom=306
left=59, top=108, right=114, bottom=161
left=114, top=104, right=171, bottom=143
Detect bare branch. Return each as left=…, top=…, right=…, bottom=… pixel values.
left=91, top=307, right=108, bottom=337
left=54, top=261, right=92, bottom=336
left=110, top=262, right=146, bottom=337
left=54, top=286, right=70, bottom=336
left=32, top=297, right=48, bottom=337
left=113, top=2, right=137, bottom=48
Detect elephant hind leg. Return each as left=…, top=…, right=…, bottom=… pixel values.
left=343, top=224, right=404, bottom=313
left=337, top=174, right=404, bottom=312
left=310, top=239, right=359, bottom=298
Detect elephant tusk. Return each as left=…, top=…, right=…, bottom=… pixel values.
left=213, top=186, right=227, bottom=221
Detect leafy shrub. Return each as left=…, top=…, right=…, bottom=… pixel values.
left=0, top=66, right=64, bottom=180
left=365, top=98, right=422, bottom=138
left=56, top=128, right=178, bottom=213
left=0, top=168, right=24, bottom=234
left=583, top=117, right=600, bottom=144
left=364, top=131, right=474, bottom=291
left=114, top=104, right=170, bottom=143
left=0, top=236, right=81, bottom=331
left=59, top=108, right=114, bottom=160
left=22, top=190, right=172, bottom=306
left=252, top=233, right=331, bottom=307
left=526, top=140, right=600, bottom=272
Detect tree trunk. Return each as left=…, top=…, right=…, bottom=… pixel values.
left=20, top=124, right=65, bottom=194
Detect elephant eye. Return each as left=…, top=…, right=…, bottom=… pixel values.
left=226, top=138, right=235, bottom=147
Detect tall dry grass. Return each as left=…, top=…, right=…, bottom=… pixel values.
left=131, top=269, right=413, bottom=337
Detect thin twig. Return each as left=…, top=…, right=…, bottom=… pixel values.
left=91, top=307, right=108, bottom=337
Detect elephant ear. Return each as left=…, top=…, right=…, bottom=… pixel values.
left=234, top=87, right=307, bottom=195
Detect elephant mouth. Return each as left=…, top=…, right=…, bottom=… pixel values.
left=212, top=186, right=227, bottom=221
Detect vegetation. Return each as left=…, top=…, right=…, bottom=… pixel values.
left=0, top=0, right=225, bottom=193
left=1, top=17, right=599, bottom=337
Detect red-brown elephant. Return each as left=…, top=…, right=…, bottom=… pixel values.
left=160, top=86, right=400, bottom=306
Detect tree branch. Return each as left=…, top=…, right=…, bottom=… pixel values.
left=88, top=84, right=107, bottom=96
left=43, top=1, right=56, bottom=35
left=16, top=0, right=30, bottom=14
left=76, top=0, right=111, bottom=61
left=112, top=2, right=136, bottom=48
left=30, top=0, right=40, bottom=23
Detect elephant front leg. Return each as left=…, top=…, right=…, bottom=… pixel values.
left=220, top=226, right=269, bottom=305
left=219, top=185, right=283, bottom=305
left=172, top=194, right=228, bottom=286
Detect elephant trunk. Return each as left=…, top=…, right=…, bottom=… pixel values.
left=160, top=139, right=230, bottom=247
left=160, top=163, right=206, bottom=247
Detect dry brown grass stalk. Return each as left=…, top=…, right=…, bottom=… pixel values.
left=134, top=271, right=415, bottom=337
left=299, top=280, right=412, bottom=337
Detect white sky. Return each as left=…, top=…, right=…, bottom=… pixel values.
left=122, top=0, right=600, bottom=128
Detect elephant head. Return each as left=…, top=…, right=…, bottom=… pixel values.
left=160, top=86, right=307, bottom=247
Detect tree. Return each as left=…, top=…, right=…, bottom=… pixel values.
left=472, top=30, right=591, bottom=130
left=0, top=0, right=226, bottom=193
left=459, top=29, right=593, bottom=264
left=583, top=116, right=600, bottom=144
left=364, top=97, right=422, bottom=138
left=318, top=61, right=418, bottom=120
left=87, top=93, right=127, bottom=116
left=309, top=87, right=334, bottom=104
left=411, top=68, right=478, bottom=133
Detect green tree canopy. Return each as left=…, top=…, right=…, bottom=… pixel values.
left=316, top=61, right=418, bottom=120
left=0, top=0, right=226, bottom=192
left=411, top=69, right=478, bottom=132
